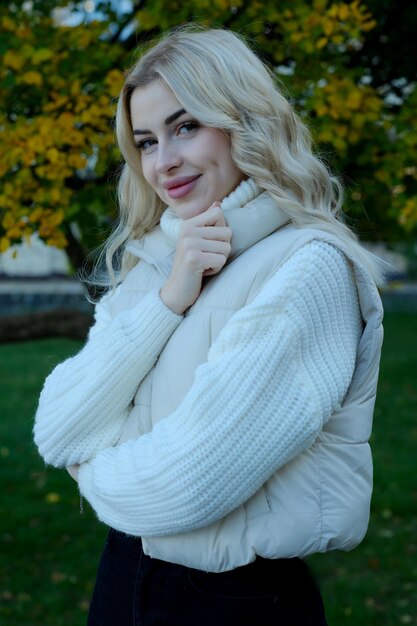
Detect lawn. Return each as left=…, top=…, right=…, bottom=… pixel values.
left=1, top=311, right=416, bottom=625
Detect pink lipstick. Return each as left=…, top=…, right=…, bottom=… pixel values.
left=164, top=175, right=201, bottom=199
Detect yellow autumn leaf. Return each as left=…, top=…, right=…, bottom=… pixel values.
left=315, top=104, right=328, bottom=117
left=21, top=71, right=43, bottom=87
left=338, top=3, right=350, bottom=21
left=332, top=135, right=347, bottom=151
left=47, top=231, right=67, bottom=248
left=0, top=237, right=10, bottom=253
left=44, top=94, right=69, bottom=112
left=346, top=91, right=362, bottom=110
left=399, top=198, right=417, bottom=229
left=70, top=80, right=82, bottom=97
left=32, top=48, right=54, bottom=65
left=29, top=208, right=44, bottom=222
left=327, top=3, right=342, bottom=18
left=363, top=19, right=377, bottom=31
left=49, top=188, right=63, bottom=204
left=104, top=69, right=125, bottom=98
left=316, top=37, right=328, bottom=50
left=305, top=14, right=321, bottom=28
left=2, top=16, right=15, bottom=31
left=332, top=34, right=344, bottom=45
left=46, top=148, right=60, bottom=164
left=67, top=154, right=86, bottom=169
left=1, top=212, right=14, bottom=230
left=351, top=114, right=366, bottom=129
left=329, top=107, right=341, bottom=120
left=3, top=50, right=24, bottom=71
left=6, top=226, right=22, bottom=239
left=27, top=135, right=47, bottom=153
left=46, top=209, right=65, bottom=227
left=16, top=43, right=32, bottom=60
left=322, top=17, right=335, bottom=37
left=0, top=194, right=11, bottom=210
left=20, top=150, right=36, bottom=166
left=318, top=128, right=333, bottom=143
left=367, top=97, right=383, bottom=113
left=58, top=112, right=75, bottom=131
left=39, top=222, right=53, bottom=237
left=64, top=128, right=84, bottom=147
left=290, top=32, right=305, bottom=44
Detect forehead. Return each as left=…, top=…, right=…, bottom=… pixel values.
left=130, top=80, right=182, bottom=129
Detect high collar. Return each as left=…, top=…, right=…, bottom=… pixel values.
left=125, top=179, right=291, bottom=279
left=159, top=178, right=260, bottom=243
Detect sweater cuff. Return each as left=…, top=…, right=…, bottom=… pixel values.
left=118, top=289, right=183, bottom=348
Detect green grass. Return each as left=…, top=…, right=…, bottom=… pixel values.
left=0, top=339, right=106, bottom=626
left=1, top=312, right=416, bottom=625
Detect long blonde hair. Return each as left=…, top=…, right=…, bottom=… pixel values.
left=90, top=24, right=384, bottom=290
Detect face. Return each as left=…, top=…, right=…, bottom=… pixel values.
left=130, top=80, right=244, bottom=220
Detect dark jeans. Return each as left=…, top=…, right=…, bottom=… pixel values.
left=87, top=529, right=328, bottom=626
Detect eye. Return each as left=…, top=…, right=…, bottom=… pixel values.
left=177, top=120, right=200, bottom=135
left=135, top=138, right=157, bottom=152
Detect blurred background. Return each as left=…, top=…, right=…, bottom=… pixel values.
left=0, top=1, right=416, bottom=624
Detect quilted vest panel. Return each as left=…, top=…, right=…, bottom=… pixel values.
left=107, top=224, right=383, bottom=572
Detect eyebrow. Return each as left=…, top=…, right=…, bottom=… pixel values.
left=133, top=108, right=186, bottom=135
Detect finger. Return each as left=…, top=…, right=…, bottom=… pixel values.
left=200, top=251, right=228, bottom=272
left=195, top=226, right=232, bottom=242
left=204, top=265, right=226, bottom=277
left=190, top=204, right=224, bottom=227
left=199, top=239, right=231, bottom=256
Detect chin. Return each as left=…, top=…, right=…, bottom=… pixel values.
left=170, top=196, right=212, bottom=220
left=174, top=205, right=206, bottom=220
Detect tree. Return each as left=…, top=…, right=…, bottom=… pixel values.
left=0, top=1, right=127, bottom=269
left=1, top=0, right=416, bottom=270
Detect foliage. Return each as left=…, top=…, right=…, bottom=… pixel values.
left=0, top=0, right=416, bottom=268
left=0, top=2, right=126, bottom=265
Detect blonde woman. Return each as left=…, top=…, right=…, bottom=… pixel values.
left=34, top=26, right=384, bottom=626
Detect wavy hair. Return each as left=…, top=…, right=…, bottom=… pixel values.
left=89, top=24, right=384, bottom=290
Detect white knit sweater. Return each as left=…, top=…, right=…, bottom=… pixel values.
left=34, top=230, right=362, bottom=536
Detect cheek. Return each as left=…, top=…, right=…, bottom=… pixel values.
left=197, top=129, right=228, bottom=163
left=206, top=133, right=236, bottom=172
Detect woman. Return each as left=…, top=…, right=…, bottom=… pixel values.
left=34, top=26, right=384, bottom=626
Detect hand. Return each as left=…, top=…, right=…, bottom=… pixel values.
left=160, top=203, right=232, bottom=315
left=67, top=464, right=80, bottom=482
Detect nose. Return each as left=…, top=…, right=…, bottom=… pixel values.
left=155, top=140, right=183, bottom=174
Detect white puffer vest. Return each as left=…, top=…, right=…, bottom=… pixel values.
left=106, top=186, right=383, bottom=572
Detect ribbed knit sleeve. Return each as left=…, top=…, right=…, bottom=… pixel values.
left=77, top=241, right=363, bottom=536
left=33, top=289, right=183, bottom=467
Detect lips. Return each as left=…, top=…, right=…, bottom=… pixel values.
left=164, top=175, right=201, bottom=199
